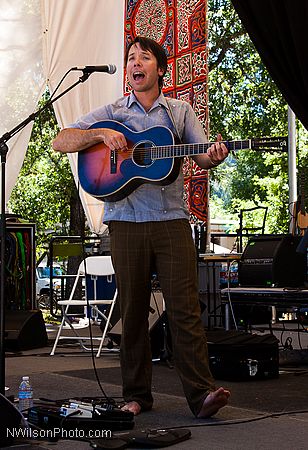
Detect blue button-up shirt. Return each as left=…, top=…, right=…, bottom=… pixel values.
left=71, top=92, right=207, bottom=223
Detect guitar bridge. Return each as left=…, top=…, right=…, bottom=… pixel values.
left=110, top=150, right=117, bottom=174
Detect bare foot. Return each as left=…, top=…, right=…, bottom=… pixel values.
left=121, top=401, right=142, bottom=415
left=197, top=387, right=230, bottom=418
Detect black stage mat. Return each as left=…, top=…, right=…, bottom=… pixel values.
left=56, top=363, right=308, bottom=413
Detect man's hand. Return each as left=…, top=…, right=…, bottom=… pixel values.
left=102, top=129, right=128, bottom=151
left=206, top=133, right=229, bottom=168
left=193, top=133, right=229, bottom=169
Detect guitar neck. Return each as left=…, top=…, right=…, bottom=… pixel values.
left=151, top=140, right=251, bottom=159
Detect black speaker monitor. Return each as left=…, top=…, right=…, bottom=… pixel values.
left=108, top=291, right=167, bottom=359
left=0, top=394, right=24, bottom=447
left=239, top=235, right=307, bottom=288
left=5, top=309, right=48, bottom=351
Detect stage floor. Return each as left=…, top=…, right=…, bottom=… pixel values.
left=3, top=322, right=308, bottom=449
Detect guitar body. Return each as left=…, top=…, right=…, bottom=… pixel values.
left=77, top=120, right=181, bottom=202
left=298, top=212, right=308, bottom=234
left=297, top=172, right=308, bottom=234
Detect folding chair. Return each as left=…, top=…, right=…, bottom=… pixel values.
left=50, top=255, right=117, bottom=357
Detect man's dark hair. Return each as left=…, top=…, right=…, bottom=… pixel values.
left=124, top=36, right=168, bottom=90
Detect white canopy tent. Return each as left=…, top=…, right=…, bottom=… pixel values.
left=0, top=0, right=125, bottom=234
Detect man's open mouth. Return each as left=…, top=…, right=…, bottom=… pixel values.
left=133, top=72, right=145, bottom=81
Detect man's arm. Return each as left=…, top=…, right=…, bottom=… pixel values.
left=52, top=127, right=128, bottom=153
left=181, top=103, right=228, bottom=169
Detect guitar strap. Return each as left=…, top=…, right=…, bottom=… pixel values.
left=165, top=98, right=183, bottom=144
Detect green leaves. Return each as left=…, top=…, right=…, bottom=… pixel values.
left=207, top=0, right=301, bottom=233
left=8, top=92, right=76, bottom=254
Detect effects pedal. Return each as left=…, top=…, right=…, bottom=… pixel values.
left=28, top=400, right=134, bottom=433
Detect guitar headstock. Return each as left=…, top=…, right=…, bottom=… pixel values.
left=251, top=136, right=288, bottom=152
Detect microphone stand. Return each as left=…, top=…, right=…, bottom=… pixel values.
left=0, top=71, right=91, bottom=394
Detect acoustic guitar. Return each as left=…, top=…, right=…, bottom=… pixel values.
left=297, top=172, right=308, bottom=234
left=77, top=120, right=287, bottom=202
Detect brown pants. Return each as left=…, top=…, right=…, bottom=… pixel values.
left=109, top=219, right=215, bottom=416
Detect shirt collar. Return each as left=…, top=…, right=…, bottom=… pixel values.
left=126, top=91, right=168, bottom=111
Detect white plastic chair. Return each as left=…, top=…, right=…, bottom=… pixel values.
left=50, top=255, right=117, bottom=357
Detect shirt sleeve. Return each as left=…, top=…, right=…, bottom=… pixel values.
left=182, top=102, right=208, bottom=145
left=68, top=104, right=110, bottom=129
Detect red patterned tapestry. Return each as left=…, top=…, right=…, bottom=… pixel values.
left=124, top=0, right=209, bottom=222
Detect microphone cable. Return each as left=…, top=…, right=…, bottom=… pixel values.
left=76, top=182, right=117, bottom=406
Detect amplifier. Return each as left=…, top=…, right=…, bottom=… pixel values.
left=238, top=235, right=307, bottom=287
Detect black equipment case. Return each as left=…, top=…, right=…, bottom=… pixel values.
left=207, top=330, right=279, bottom=381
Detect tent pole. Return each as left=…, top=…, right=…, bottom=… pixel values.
left=288, top=106, right=297, bottom=233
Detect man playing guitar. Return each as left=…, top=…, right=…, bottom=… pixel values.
left=53, top=36, right=230, bottom=418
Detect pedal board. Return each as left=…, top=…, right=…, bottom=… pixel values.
left=28, top=400, right=134, bottom=433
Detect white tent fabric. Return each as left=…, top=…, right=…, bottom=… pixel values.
left=0, top=0, right=125, bottom=234
left=42, top=0, right=125, bottom=233
left=0, top=0, right=45, bottom=206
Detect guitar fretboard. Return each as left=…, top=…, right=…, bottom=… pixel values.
left=150, top=140, right=251, bottom=160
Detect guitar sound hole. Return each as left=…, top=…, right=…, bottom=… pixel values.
left=133, top=142, right=154, bottom=167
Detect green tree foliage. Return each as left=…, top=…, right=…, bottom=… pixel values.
left=8, top=92, right=76, bottom=255
left=208, top=3, right=287, bottom=139
left=207, top=0, right=299, bottom=234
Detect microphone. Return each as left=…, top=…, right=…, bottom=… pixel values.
left=71, top=64, right=117, bottom=74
